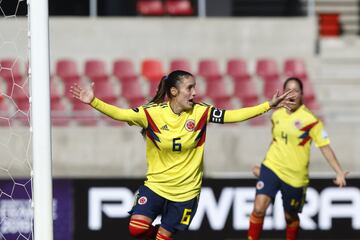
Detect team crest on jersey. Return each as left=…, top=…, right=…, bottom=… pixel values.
left=294, top=120, right=302, bottom=129
left=138, top=196, right=148, bottom=205
left=256, top=181, right=264, bottom=190
left=185, top=119, right=195, bottom=131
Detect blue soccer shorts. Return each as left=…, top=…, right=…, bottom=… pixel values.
left=256, top=164, right=307, bottom=213
left=129, top=185, right=199, bottom=233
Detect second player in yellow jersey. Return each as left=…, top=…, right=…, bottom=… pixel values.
left=248, top=77, right=348, bottom=240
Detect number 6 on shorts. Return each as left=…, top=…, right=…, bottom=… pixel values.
left=180, top=208, right=192, bottom=225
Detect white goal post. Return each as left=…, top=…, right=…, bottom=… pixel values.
left=28, top=0, right=54, bottom=239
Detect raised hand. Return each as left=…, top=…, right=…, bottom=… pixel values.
left=269, top=89, right=296, bottom=111
left=70, top=82, right=95, bottom=104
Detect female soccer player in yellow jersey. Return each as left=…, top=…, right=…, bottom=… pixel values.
left=248, top=77, right=348, bottom=240
left=71, top=70, right=294, bottom=240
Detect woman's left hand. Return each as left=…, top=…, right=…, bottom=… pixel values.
left=269, top=89, right=296, bottom=110
left=333, top=171, right=349, bottom=187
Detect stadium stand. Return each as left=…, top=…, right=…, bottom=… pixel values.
left=198, top=59, right=232, bottom=108
left=0, top=59, right=23, bottom=96
left=0, top=96, right=9, bottom=126
left=113, top=59, right=146, bottom=107
left=137, top=0, right=165, bottom=16
left=315, top=0, right=359, bottom=36
left=226, top=59, right=259, bottom=104
left=55, top=59, right=81, bottom=98
left=141, top=58, right=165, bottom=96
left=255, top=59, right=282, bottom=99
left=164, top=0, right=193, bottom=16
left=113, top=59, right=137, bottom=81
left=283, top=58, right=308, bottom=79
left=319, top=13, right=341, bottom=37
left=0, top=56, right=322, bottom=126
left=70, top=99, right=98, bottom=126
left=169, top=59, right=192, bottom=72
left=84, top=59, right=109, bottom=82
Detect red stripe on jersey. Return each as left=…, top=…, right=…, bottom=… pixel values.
left=146, top=131, right=160, bottom=149
left=298, top=121, right=318, bottom=146
left=300, top=121, right=318, bottom=131
left=144, top=108, right=161, bottom=149
left=144, top=109, right=160, bottom=133
left=196, top=127, right=206, bottom=147
left=299, top=135, right=311, bottom=146
left=195, top=107, right=210, bottom=131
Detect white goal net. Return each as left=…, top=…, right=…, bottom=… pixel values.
left=0, top=1, right=33, bottom=240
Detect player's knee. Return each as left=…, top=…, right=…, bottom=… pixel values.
left=284, top=212, right=299, bottom=223
left=252, top=207, right=266, bottom=217
left=128, top=218, right=151, bottom=238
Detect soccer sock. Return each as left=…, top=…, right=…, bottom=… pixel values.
left=155, top=232, right=173, bottom=240
left=129, top=218, right=155, bottom=239
left=248, top=211, right=264, bottom=240
left=144, top=224, right=160, bottom=240
left=286, top=220, right=300, bottom=240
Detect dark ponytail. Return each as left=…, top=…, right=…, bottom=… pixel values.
left=141, top=70, right=193, bottom=137
left=148, top=76, right=168, bottom=104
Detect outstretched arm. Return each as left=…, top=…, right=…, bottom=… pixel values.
left=320, top=145, right=349, bottom=187
left=223, top=89, right=295, bottom=123
left=70, top=83, right=147, bottom=127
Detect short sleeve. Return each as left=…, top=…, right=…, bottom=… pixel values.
left=310, top=120, right=330, bottom=147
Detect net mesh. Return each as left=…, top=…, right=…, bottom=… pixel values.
left=0, top=1, right=32, bottom=239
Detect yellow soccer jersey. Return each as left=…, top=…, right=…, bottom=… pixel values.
left=263, top=105, right=330, bottom=188
left=91, top=98, right=270, bottom=201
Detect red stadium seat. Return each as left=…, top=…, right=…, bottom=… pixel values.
left=56, top=59, right=81, bottom=98
left=50, top=77, right=62, bottom=100
left=94, top=81, right=117, bottom=104
left=84, top=59, right=109, bottom=82
left=242, top=97, right=266, bottom=126
left=169, top=59, right=192, bottom=72
left=198, top=59, right=222, bottom=80
left=205, top=76, right=229, bottom=99
left=302, top=79, right=316, bottom=102
left=141, top=59, right=165, bottom=96
left=284, top=58, right=308, bottom=79
left=55, top=59, right=80, bottom=81
left=113, top=60, right=146, bottom=107
left=256, top=59, right=279, bottom=79
left=0, top=96, right=10, bottom=127
left=319, top=13, right=340, bottom=37
left=227, top=59, right=250, bottom=80
left=12, top=83, right=29, bottom=113
left=0, top=59, right=24, bottom=95
left=213, top=97, right=233, bottom=110
left=233, top=77, right=259, bottom=102
left=262, top=75, right=283, bottom=99
left=121, top=79, right=146, bottom=106
left=113, top=59, right=137, bottom=81
left=198, top=59, right=227, bottom=99
left=137, top=0, right=165, bottom=16
left=71, top=100, right=98, bottom=126
left=51, top=99, right=70, bottom=126
left=11, top=83, right=30, bottom=126
left=304, top=98, right=321, bottom=112
left=165, top=0, right=193, bottom=16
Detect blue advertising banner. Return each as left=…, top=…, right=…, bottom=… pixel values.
left=0, top=179, right=73, bottom=240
